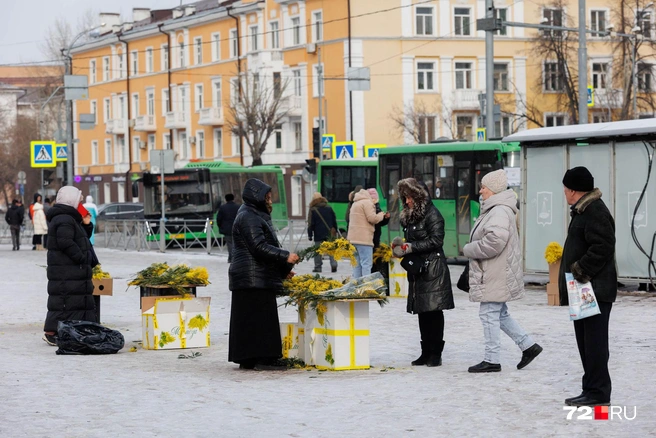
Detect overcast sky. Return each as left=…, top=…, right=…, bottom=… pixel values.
left=0, top=0, right=184, bottom=65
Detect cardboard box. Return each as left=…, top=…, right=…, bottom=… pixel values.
left=388, top=259, right=408, bottom=298
left=304, top=300, right=370, bottom=370
left=280, top=322, right=305, bottom=361
left=547, top=293, right=560, bottom=306
left=142, top=296, right=211, bottom=350
left=548, top=261, right=561, bottom=286
left=93, top=278, right=113, bottom=296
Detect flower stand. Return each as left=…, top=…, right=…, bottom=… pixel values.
left=547, top=261, right=561, bottom=306
left=388, top=259, right=408, bottom=298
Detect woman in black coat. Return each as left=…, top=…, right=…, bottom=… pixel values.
left=228, top=179, right=299, bottom=370
left=392, top=178, right=454, bottom=367
left=43, top=186, right=96, bottom=346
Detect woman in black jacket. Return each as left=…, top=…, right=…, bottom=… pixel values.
left=228, top=179, right=299, bottom=370
left=43, top=186, right=96, bottom=346
left=392, top=178, right=454, bottom=367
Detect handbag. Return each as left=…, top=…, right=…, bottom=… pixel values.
left=400, top=253, right=428, bottom=275
left=457, top=263, right=470, bottom=292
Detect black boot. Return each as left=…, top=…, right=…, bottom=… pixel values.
left=517, top=343, right=543, bottom=369
left=426, top=341, right=444, bottom=367
left=411, top=341, right=429, bottom=366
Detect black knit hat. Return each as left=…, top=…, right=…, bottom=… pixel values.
left=562, top=166, right=594, bottom=192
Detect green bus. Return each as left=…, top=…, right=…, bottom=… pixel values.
left=378, top=141, right=520, bottom=258
left=140, top=162, right=288, bottom=241
left=318, top=158, right=377, bottom=232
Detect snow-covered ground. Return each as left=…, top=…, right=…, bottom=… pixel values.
left=0, top=245, right=654, bottom=437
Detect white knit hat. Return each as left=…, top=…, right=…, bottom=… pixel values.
left=481, top=169, right=508, bottom=194
left=56, top=186, right=82, bottom=208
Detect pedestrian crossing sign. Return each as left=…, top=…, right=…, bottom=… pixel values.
left=322, top=134, right=335, bottom=153
left=30, top=141, right=56, bottom=168
left=364, top=144, right=386, bottom=158
left=476, top=128, right=486, bottom=142
left=56, top=144, right=68, bottom=162
left=332, top=141, right=356, bottom=159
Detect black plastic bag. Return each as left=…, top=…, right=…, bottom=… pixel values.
left=457, top=263, right=470, bottom=292
left=56, top=320, right=125, bottom=355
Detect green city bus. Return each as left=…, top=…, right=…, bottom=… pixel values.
left=378, top=141, right=520, bottom=258
left=317, top=158, right=377, bottom=232
left=140, top=161, right=288, bottom=241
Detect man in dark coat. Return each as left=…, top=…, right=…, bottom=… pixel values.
left=43, top=186, right=96, bottom=346
left=216, top=193, right=240, bottom=263
left=559, top=167, right=617, bottom=407
left=392, top=178, right=454, bottom=367
left=5, top=199, right=24, bottom=250
left=307, top=192, right=338, bottom=273
left=228, top=179, right=299, bottom=370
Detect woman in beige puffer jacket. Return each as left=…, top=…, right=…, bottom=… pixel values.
left=346, top=189, right=385, bottom=277
left=463, top=169, right=542, bottom=374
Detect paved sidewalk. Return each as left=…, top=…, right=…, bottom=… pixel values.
left=0, top=245, right=654, bottom=437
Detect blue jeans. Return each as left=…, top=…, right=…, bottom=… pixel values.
left=479, top=302, right=534, bottom=364
left=352, top=244, right=373, bottom=278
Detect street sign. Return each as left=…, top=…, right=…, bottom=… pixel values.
left=476, top=128, right=487, bottom=142
left=64, top=75, right=89, bottom=100
left=321, top=134, right=335, bottom=153
left=150, top=149, right=176, bottom=174
left=56, top=144, right=68, bottom=162
left=332, top=141, right=356, bottom=159
left=348, top=67, right=371, bottom=92
left=79, top=113, right=96, bottom=130
left=30, top=141, right=56, bottom=168
left=587, top=86, right=594, bottom=107
left=364, top=144, right=386, bottom=158
left=17, top=171, right=26, bottom=185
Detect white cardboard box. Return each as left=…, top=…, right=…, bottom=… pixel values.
left=142, top=296, right=211, bottom=350
left=389, top=259, right=408, bottom=298
left=280, top=322, right=305, bottom=361
left=304, top=300, right=370, bottom=370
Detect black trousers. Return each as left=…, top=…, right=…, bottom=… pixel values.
left=418, top=310, right=445, bottom=350
left=574, top=301, right=612, bottom=402
left=10, top=225, right=20, bottom=249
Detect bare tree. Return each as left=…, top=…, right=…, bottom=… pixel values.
left=497, top=79, right=545, bottom=128
left=0, top=115, right=42, bottom=206
left=389, top=100, right=440, bottom=143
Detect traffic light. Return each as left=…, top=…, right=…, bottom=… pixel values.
left=43, top=169, right=55, bottom=187
left=312, top=127, right=320, bottom=158
left=305, top=158, right=317, bottom=175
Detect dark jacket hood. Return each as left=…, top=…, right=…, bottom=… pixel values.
left=47, top=203, right=82, bottom=222
left=398, top=178, right=430, bottom=227
left=242, top=178, right=272, bottom=214
left=309, top=197, right=328, bottom=209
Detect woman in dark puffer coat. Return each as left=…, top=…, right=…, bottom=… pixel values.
left=392, top=178, right=454, bottom=367
left=228, top=179, right=299, bottom=370
left=43, top=186, right=96, bottom=346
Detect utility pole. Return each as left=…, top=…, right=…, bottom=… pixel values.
left=578, top=0, right=588, bottom=124
left=485, top=0, right=495, bottom=138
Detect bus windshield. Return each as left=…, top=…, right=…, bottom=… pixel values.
left=321, top=165, right=376, bottom=203
left=145, top=181, right=212, bottom=216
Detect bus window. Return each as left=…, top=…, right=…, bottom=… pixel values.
left=414, top=154, right=434, bottom=198
left=435, top=155, right=455, bottom=199
left=456, top=163, right=472, bottom=235
left=321, top=166, right=375, bottom=203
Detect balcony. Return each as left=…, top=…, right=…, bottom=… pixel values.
left=593, top=89, right=624, bottom=109
left=105, top=120, right=114, bottom=134
left=134, top=114, right=157, bottom=131
left=246, top=49, right=284, bottom=68
left=106, top=118, right=127, bottom=135
left=280, top=95, right=302, bottom=116
left=165, top=111, right=187, bottom=129
left=198, top=107, right=224, bottom=126
left=452, top=89, right=482, bottom=110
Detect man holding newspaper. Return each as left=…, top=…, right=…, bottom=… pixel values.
left=558, top=166, right=617, bottom=408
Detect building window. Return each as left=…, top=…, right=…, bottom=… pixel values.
left=179, top=131, right=188, bottom=159
left=417, top=62, right=435, bottom=91
left=590, top=10, right=607, bottom=37
left=179, top=86, right=187, bottom=114
left=131, top=51, right=138, bottom=76
left=213, top=128, right=223, bottom=157
left=454, top=8, right=471, bottom=36
left=638, top=9, right=652, bottom=38
left=592, top=63, right=609, bottom=89
left=455, top=62, right=473, bottom=89
left=212, top=79, right=222, bottom=107
left=103, top=98, right=110, bottom=123
left=102, top=57, right=110, bottom=81
left=545, top=114, right=567, bottom=126
left=230, top=29, right=238, bottom=58
left=118, top=136, right=127, bottom=163
left=253, top=73, right=260, bottom=95
left=194, top=37, right=202, bottom=65
left=418, top=116, right=435, bottom=143
left=544, top=62, right=564, bottom=91
left=293, top=70, right=302, bottom=96
left=291, top=175, right=302, bottom=216
left=232, top=133, right=240, bottom=155
left=275, top=124, right=282, bottom=149
left=270, top=21, right=280, bottom=49
left=197, top=131, right=205, bottom=158
left=117, top=52, right=125, bottom=79
left=456, top=115, right=474, bottom=141
left=91, top=140, right=98, bottom=165
left=89, top=60, right=96, bottom=84
left=133, top=136, right=141, bottom=162
left=164, top=133, right=171, bottom=150
left=161, top=44, right=169, bottom=70
left=637, top=63, right=653, bottom=91
left=542, top=8, right=563, bottom=37
left=493, top=63, right=509, bottom=91
left=250, top=25, right=259, bottom=52
left=118, top=95, right=126, bottom=119
left=313, top=64, right=324, bottom=97
left=162, top=89, right=170, bottom=115
left=148, top=134, right=155, bottom=150
left=592, top=113, right=609, bottom=123
left=104, top=139, right=112, bottom=164
left=273, top=72, right=282, bottom=99
left=294, top=122, right=302, bottom=151
left=312, top=11, right=323, bottom=42
left=211, top=33, right=221, bottom=61
left=195, top=84, right=204, bottom=111
left=132, top=93, right=139, bottom=117
left=179, top=40, right=185, bottom=68
left=146, top=48, right=153, bottom=73
left=495, top=116, right=512, bottom=137
left=495, top=8, right=508, bottom=36
left=230, top=78, right=239, bottom=106
left=147, top=90, right=155, bottom=116
left=415, top=7, right=434, bottom=36
left=292, top=17, right=301, bottom=45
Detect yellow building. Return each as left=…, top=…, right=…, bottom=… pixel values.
left=71, top=0, right=655, bottom=213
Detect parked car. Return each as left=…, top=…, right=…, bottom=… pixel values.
left=95, top=202, right=144, bottom=232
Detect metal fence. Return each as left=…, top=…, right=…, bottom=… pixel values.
left=0, top=222, right=34, bottom=246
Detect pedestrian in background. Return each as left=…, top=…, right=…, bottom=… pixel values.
left=463, top=169, right=542, bottom=373
left=29, top=193, right=42, bottom=250
left=345, top=184, right=363, bottom=230
left=32, top=199, right=48, bottom=251
left=347, top=188, right=385, bottom=278
left=217, top=193, right=239, bottom=263
left=368, top=188, right=390, bottom=275
left=83, top=196, right=98, bottom=245
left=228, top=179, right=299, bottom=370
left=43, top=186, right=96, bottom=346
left=5, top=199, right=24, bottom=251
left=307, top=192, right=338, bottom=273
left=559, top=167, right=616, bottom=407
left=392, top=178, right=454, bottom=367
